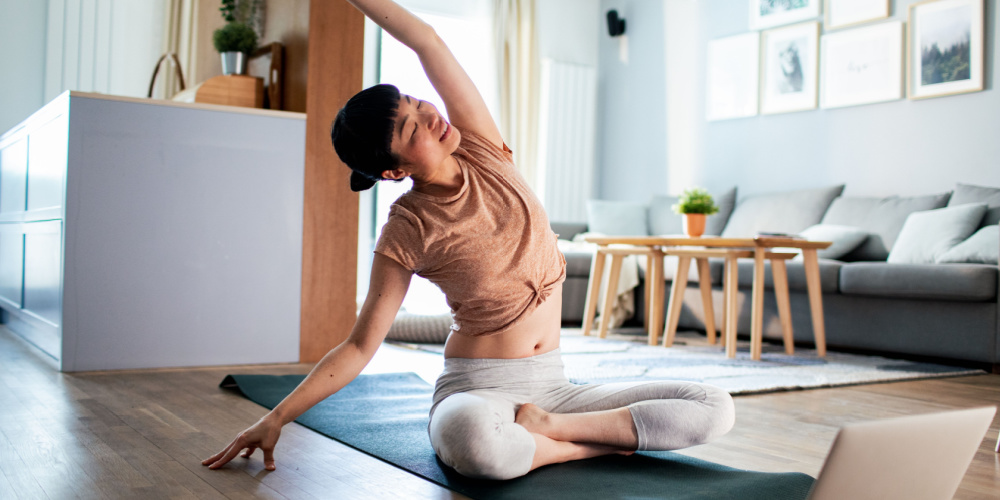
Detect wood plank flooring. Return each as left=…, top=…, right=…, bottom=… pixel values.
left=1, top=326, right=998, bottom=499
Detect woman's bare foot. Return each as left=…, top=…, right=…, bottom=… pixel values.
left=515, top=403, right=554, bottom=438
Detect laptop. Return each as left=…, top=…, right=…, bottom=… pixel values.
left=807, top=406, right=996, bottom=500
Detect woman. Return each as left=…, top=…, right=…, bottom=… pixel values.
left=203, top=0, right=734, bottom=480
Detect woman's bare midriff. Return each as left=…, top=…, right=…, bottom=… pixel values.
left=443, top=285, right=563, bottom=359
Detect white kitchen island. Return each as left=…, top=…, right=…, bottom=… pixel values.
left=0, top=91, right=306, bottom=371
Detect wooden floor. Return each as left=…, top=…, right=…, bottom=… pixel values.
left=1, top=326, right=998, bottom=499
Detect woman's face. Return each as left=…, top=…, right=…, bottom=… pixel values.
left=389, top=95, right=460, bottom=176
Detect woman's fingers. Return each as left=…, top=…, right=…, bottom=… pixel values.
left=242, top=446, right=257, bottom=458
left=207, top=436, right=246, bottom=469
left=262, top=448, right=276, bottom=471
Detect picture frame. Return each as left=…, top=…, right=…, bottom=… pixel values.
left=821, top=21, right=903, bottom=109
left=825, top=0, right=890, bottom=31
left=750, top=0, right=821, bottom=30
left=760, top=22, right=820, bottom=114
left=706, top=32, right=760, bottom=121
left=907, top=0, right=984, bottom=100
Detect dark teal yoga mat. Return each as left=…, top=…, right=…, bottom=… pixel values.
left=221, top=373, right=815, bottom=500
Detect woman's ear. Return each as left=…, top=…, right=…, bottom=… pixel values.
left=381, top=168, right=409, bottom=181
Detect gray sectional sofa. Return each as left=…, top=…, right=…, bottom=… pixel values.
left=555, top=183, right=1000, bottom=368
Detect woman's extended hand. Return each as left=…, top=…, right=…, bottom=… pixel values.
left=202, top=413, right=283, bottom=471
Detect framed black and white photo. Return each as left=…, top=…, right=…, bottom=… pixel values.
left=821, top=21, right=903, bottom=109
left=825, top=0, right=890, bottom=30
left=760, top=22, right=819, bottom=114
left=706, top=32, right=760, bottom=121
left=907, top=0, right=984, bottom=99
left=750, top=0, right=821, bottom=30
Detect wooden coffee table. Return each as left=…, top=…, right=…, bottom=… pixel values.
left=583, top=236, right=832, bottom=360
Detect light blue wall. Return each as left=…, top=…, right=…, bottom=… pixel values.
left=0, top=0, right=48, bottom=132
left=597, top=0, right=667, bottom=201
left=692, top=0, right=1000, bottom=198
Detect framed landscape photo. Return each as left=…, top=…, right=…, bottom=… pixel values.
left=706, top=32, right=760, bottom=121
left=760, top=22, right=819, bottom=114
left=825, top=0, right=890, bottom=30
left=821, top=21, right=903, bottom=109
left=907, top=0, right=984, bottom=100
left=750, top=0, right=821, bottom=30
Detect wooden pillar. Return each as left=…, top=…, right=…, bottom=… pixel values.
left=300, top=1, right=365, bottom=362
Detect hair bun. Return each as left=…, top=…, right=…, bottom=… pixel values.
left=350, top=170, right=378, bottom=192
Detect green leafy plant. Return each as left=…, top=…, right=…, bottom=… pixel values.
left=672, top=188, right=719, bottom=215
left=219, top=0, right=237, bottom=22
left=213, top=22, right=258, bottom=54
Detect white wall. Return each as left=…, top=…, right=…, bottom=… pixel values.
left=0, top=0, right=48, bottom=132
left=671, top=0, right=1000, bottom=199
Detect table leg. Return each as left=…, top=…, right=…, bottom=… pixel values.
left=598, top=254, right=624, bottom=339
left=770, top=258, right=794, bottom=355
left=581, top=248, right=606, bottom=336
left=750, top=248, right=766, bottom=360
left=801, top=249, right=827, bottom=357
left=644, top=254, right=653, bottom=334
left=662, top=256, right=691, bottom=347
left=724, top=254, right=739, bottom=358
left=648, top=250, right=666, bottom=346
left=696, top=258, right=717, bottom=345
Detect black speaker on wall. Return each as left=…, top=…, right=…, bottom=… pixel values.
left=606, top=10, right=626, bottom=37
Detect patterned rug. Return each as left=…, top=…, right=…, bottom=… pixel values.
left=394, top=332, right=984, bottom=395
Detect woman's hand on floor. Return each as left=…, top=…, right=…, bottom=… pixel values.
left=202, top=413, right=282, bottom=471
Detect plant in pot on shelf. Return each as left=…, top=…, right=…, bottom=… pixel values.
left=672, top=188, right=719, bottom=238
left=213, top=22, right=257, bottom=75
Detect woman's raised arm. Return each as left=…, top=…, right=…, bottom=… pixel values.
left=202, top=254, right=412, bottom=471
left=345, top=0, right=504, bottom=148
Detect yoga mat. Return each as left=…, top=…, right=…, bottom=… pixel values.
left=222, top=373, right=815, bottom=499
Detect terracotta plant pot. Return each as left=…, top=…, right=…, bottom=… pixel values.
left=683, top=213, right=706, bottom=238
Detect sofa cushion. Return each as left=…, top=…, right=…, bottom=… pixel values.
left=649, top=187, right=737, bottom=236
left=561, top=248, right=594, bottom=278
left=948, top=183, right=1000, bottom=227
left=887, top=204, right=988, bottom=264
left=822, top=192, right=952, bottom=261
left=736, top=259, right=843, bottom=293
left=839, top=262, right=997, bottom=301
left=937, top=225, right=999, bottom=264
left=552, top=221, right=589, bottom=241
left=797, top=224, right=868, bottom=260
left=586, top=200, right=648, bottom=236
left=721, top=185, right=844, bottom=238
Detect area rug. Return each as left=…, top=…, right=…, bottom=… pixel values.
left=394, top=334, right=984, bottom=396
left=221, top=373, right=816, bottom=500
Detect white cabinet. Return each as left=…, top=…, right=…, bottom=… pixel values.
left=0, top=92, right=307, bottom=371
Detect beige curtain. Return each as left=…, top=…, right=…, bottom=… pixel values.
left=495, top=0, right=540, bottom=189
left=157, top=0, right=198, bottom=99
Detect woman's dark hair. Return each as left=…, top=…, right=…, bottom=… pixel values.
left=331, top=84, right=401, bottom=192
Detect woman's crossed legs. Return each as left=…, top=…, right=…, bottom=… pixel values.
left=428, top=370, right=735, bottom=480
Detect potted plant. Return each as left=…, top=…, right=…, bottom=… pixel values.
left=672, top=188, right=719, bottom=238
left=213, top=22, right=258, bottom=75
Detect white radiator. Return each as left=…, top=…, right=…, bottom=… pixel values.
left=537, top=59, right=598, bottom=223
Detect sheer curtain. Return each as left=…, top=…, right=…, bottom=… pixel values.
left=495, top=0, right=541, bottom=189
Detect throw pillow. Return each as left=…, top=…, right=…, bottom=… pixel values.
left=886, top=203, right=988, bottom=264
left=823, top=192, right=952, bottom=261
left=648, top=187, right=737, bottom=236
left=721, top=184, right=844, bottom=238
left=936, top=225, right=999, bottom=264
left=586, top=200, right=649, bottom=236
left=948, top=183, right=1000, bottom=227
left=797, top=224, right=869, bottom=260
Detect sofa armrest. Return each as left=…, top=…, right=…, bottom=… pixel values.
left=551, top=221, right=588, bottom=240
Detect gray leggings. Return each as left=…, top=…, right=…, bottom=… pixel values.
left=427, top=349, right=735, bottom=480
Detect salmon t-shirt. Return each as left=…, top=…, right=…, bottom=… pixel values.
left=373, top=127, right=566, bottom=337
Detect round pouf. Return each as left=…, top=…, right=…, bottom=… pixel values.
left=385, top=312, right=453, bottom=344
